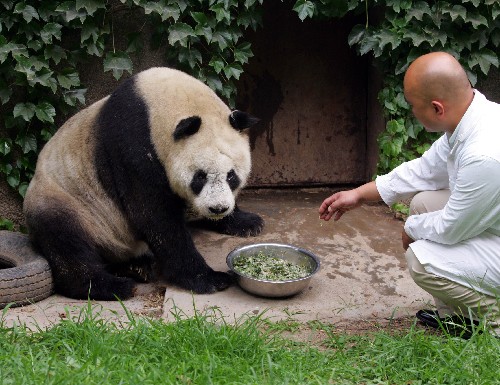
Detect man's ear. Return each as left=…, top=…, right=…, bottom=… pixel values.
left=432, top=101, right=445, bottom=115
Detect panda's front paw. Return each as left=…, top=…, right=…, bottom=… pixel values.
left=224, top=210, right=264, bottom=237
left=191, top=208, right=264, bottom=237
left=171, top=270, right=235, bottom=293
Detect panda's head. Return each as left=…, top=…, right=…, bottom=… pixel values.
left=135, top=68, right=259, bottom=220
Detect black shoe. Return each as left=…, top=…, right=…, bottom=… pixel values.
left=416, top=309, right=480, bottom=339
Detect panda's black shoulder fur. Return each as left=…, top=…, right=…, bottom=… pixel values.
left=94, top=75, right=177, bottom=214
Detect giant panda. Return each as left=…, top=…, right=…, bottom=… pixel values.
left=23, top=67, right=264, bottom=301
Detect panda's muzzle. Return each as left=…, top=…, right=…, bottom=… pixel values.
left=209, top=205, right=229, bottom=216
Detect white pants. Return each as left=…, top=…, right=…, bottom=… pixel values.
left=405, top=190, right=499, bottom=333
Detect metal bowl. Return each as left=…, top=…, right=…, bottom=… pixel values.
left=226, top=243, right=320, bottom=298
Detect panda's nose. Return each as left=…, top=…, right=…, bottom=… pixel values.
left=209, top=205, right=229, bottom=215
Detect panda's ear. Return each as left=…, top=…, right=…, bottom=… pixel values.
left=229, top=110, right=260, bottom=131
left=173, top=116, right=202, bottom=141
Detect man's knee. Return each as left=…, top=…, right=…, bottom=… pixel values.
left=409, top=190, right=450, bottom=215
left=405, top=247, right=426, bottom=284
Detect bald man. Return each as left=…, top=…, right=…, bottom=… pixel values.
left=319, top=52, right=500, bottom=339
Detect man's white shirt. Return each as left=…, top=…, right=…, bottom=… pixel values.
left=376, top=91, right=500, bottom=296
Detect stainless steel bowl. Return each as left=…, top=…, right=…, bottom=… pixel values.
left=226, top=243, right=320, bottom=298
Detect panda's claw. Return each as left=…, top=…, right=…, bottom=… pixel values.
left=169, top=270, right=234, bottom=293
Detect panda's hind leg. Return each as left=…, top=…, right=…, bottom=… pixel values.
left=107, top=252, right=155, bottom=283
left=26, top=204, right=135, bottom=301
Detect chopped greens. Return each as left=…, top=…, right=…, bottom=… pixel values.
left=233, top=252, right=310, bottom=281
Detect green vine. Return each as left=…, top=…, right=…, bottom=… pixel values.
left=0, top=0, right=262, bottom=197
left=1, top=0, right=499, bottom=201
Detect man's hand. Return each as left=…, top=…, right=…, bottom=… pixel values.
left=319, top=190, right=362, bottom=221
left=401, top=229, right=414, bottom=250
left=319, top=181, right=382, bottom=222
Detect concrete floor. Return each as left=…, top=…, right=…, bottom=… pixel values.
left=2, top=188, right=433, bottom=329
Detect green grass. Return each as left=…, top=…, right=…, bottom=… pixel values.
left=1, top=303, right=499, bottom=385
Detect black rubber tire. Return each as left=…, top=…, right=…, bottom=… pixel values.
left=0, top=230, right=54, bottom=309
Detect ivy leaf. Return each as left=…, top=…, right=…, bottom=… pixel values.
left=0, top=1, right=14, bottom=11
left=205, top=73, right=223, bottom=92
left=173, top=0, right=188, bottom=13
left=40, top=127, right=55, bottom=142
left=85, top=38, right=105, bottom=56
left=233, top=42, right=253, bottom=64
left=211, top=29, right=232, bottom=50
left=13, top=2, right=39, bottom=23
left=210, top=3, right=231, bottom=23
left=194, top=24, right=213, bottom=44
left=27, top=40, right=43, bottom=51
left=191, top=11, right=208, bottom=25
left=57, top=70, right=80, bottom=89
left=55, top=1, right=88, bottom=23
left=0, top=42, right=28, bottom=63
left=44, top=45, right=67, bottom=64
left=13, top=102, right=36, bottom=121
left=0, top=138, right=11, bottom=155
left=41, top=22, right=63, bottom=44
left=0, top=82, right=12, bottom=104
left=103, top=51, right=133, bottom=80
left=178, top=47, right=202, bottom=69
left=143, top=1, right=161, bottom=15
left=244, top=0, right=260, bottom=6
left=63, top=88, right=87, bottom=106
left=18, top=182, right=28, bottom=198
left=377, top=29, right=401, bottom=51
left=168, top=22, right=195, bottom=47
left=469, top=49, right=499, bottom=75
left=405, top=1, right=431, bottom=21
left=209, top=56, right=225, bottom=74
left=403, top=28, right=429, bottom=48
left=465, top=11, right=488, bottom=28
left=348, top=25, right=366, bottom=47
left=447, top=5, right=467, bottom=22
left=28, top=68, right=56, bottom=91
left=237, top=9, right=262, bottom=30
left=35, top=102, right=56, bottom=123
left=7, top=168, right=20, bottom=188
left=491, top=29, right=500, bottom=47
left=81, top=20, right=100, bottom=43
left=159, top=4, right=181, bottom=22
left=15, top=133, right=37, bottom=154
left=293, top=0, right=315, bottom=21
left=358, top=35, right=378, bottom=56
left=75, top=0, right=105, bottom=16
left=223, top=62, right=243, bottom=80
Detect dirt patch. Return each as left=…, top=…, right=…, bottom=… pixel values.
left=267, top=316, right=440, bottom=348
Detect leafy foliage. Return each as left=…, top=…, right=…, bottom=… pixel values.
left=0, top=0, right=262, bottom=196
left=0, top=0, right=499, bottom=198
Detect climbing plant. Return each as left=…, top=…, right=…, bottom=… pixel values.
left=0, top=0, right=262, bottom=197
left=0, top=0, right=499, bottom=200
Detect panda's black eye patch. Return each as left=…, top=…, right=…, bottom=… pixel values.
left=190, top=170, right=207, bottom=195
left=226, top=169, right=240, bottom=191
left=173, top=116, right=201, bottom=141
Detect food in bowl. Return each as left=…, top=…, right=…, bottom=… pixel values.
left=232, top=251, right=311, bottom=281
left=227, top=243, right=320, bottom=298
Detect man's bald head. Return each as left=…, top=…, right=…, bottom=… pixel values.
left=404, top=52, right=474, bottom=133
